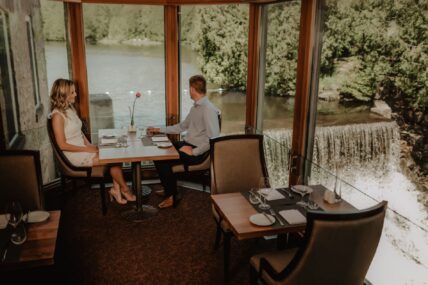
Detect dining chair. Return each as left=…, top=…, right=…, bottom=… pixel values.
left=250, top=201, right=388, bottom=285
left=171, top=113, right=222, bottom=192
left=210, top=134, right=269, bottom=280
left=0, top=150, right=44, bottom=212
left=47, top=118, right=110, bottom=215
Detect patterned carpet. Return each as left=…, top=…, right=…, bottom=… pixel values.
left=43, top=185, right=280, bottom=285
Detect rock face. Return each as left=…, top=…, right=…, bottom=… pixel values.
left=370, top=100, right=392, bottom=119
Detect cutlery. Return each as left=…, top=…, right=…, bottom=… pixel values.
left=285, top=189, right=294, bottom=199
left=262, top=212, right=274, bottom=224
left=269, top=209, right=285, bottom=226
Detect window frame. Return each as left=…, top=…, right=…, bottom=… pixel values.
left=25, top=15, right=42, bottom=114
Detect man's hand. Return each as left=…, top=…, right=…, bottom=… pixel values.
left=179, top=145, right=193, bottom=156
left=146, top=127, right=160, bottom=136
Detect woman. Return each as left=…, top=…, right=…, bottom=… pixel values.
left=50, top=78, right=135, bottom=204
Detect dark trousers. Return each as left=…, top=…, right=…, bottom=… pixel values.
left=154, top=141, right=208, bottom=197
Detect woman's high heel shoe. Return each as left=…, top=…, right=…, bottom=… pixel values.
left=109, top=188, right=127, bottom=205
left=121, top=188, right=136, bottom=202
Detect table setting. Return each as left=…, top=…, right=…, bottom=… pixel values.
left=242, top=179, right=324, bottom=228
left=0, top=201, right=50, bottom=265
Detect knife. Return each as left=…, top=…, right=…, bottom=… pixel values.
left=262, top=212, right=274, bottom=224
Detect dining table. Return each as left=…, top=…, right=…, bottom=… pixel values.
left=210, top=185, right=356, bottom=280
left=0, top=210, right=61, bottom=270
left=98, top=129, right=179, bottom=222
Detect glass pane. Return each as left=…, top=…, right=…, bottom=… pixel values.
left=180, top=5, right=249, bottom=134
left=260, top=1, right=301, bottom=132
left=0, top=10, right=19, bottom=147
left=315, top=1, right=428, bottom=284
left=40, top=0, right=69, bottom=93
left=83, top=4, right=165, bottom=139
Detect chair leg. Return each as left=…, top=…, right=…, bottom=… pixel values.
left=213, top=223, right=222, bottom=250
left=250, top=265, right=258, bottom=285
left=99, top=183, right=107, bottom=215
left=61, top=176, right=67, bottom=193
left=223, top=232, right=231, bottom=283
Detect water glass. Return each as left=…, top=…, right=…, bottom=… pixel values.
left=5, top=201, right=26, bottom=245
left=258, top=191, right=271, bottom=211
left=249, top=188, right=260, bottom=205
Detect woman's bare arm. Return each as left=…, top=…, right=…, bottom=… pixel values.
left=52, top=113, right=98, bottom=153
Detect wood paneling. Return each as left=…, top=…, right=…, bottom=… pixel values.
left=290, top=0, right=318, bottom=184
left=65, top=2, right=91, bottom=137
left=164, top=5, right=180, bottom=126
left=245, top=4, right=261, bottom=132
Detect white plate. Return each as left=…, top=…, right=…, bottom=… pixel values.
left=24, top=211, right=50, bottom=223
left=249, top=213, right=275, bottom=226
left=291, top=185, right=313, bottom=195
left=157, top=142, right=173, bottom=148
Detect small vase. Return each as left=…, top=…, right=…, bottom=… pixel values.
left=128, top=124, right=137, bottom=133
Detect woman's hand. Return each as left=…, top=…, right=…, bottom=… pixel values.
left=87, top=145, right=99, bottom=153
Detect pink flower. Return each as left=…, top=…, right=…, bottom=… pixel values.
left=129, top=91, right=142, bottom=126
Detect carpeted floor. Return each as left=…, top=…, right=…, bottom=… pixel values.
left=36, top=185, right=282, bottom=285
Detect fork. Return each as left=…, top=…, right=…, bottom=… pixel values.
left=269, top=209, right=284, bottom=226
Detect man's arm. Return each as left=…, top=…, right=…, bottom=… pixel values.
left=147, top=112, right=191, bottom=135
left=192, top=108, right=220, bottom=156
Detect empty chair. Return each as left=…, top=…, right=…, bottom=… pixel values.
left=210, top=134, right=269, bottom=280
left=0, top=150, right=44, bottom=212
left=47, top=118, right=109, bottom=215
left=250, top=201, right=388, bottom=285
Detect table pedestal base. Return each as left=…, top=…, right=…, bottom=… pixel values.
left=121, top=205, right=159, bottom=222
left=141, top=185, right=152, bottom=197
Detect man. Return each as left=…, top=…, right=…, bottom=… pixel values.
left=147, top=75, right=220, bottom=208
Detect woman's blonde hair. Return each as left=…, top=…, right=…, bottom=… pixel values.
left=50, top=78, right=75, bottom=113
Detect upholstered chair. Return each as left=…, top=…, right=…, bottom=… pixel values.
left=250, top=201, right=388, bottom=285
left=47, top=118, right=109, bottom=215
left=0, top=150, right=44, bottom=212
left=210, top=134, right=269, bottom=280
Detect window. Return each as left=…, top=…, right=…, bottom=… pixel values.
left=180, top=5, right=249, bottom=134
left=40, top=0, right=69, bottom=90
left=0, top=10, right=20, bottom=149
left=83, top=4, right=165, bottom=139
left=26, top=15, right=41, bottom=111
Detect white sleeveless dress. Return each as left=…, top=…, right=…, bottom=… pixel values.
left=51, top=108, right=96, bottom=167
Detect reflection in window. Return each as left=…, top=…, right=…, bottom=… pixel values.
left=259, top=1, right=301, bottom=132
left=83, top=4, right=165, bottom=138
left=0, top=10, right=19, bottom=149
left=26, top=15, right=41, bottom=110
left=180, top=5, right=249, bottom=134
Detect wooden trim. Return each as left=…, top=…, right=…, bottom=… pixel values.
left=65, top=2, right=91, bottom=137
left=290, top=0, right=317, bottom=184
left=164, top=5, right=180, bottom=126
left=245, top=3, right=261, bottom=132
left=59, top=0, right=243, bottom=5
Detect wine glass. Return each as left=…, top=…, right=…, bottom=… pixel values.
left=249, top=188, right=260, bottom=205
left=258, top=177, right=271, bottom=210
left=5, top=201, right=26, bottom=245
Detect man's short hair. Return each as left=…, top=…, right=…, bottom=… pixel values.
left=189, top=75, right=207, bottom=95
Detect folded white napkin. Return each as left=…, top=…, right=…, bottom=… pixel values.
left=101, top=138, right=118, bottom=145
left=0, top=214, right=7, bottom=229
left=258, top=188, right=285, bottom=201
left=279, top=209, right=306, bottom=224
left=151, top=136, right=169, bottom=142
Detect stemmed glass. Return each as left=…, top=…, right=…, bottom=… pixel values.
left=258, top=177, right=271, bottom=210
left=5, top=201, right=27, bottom=245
